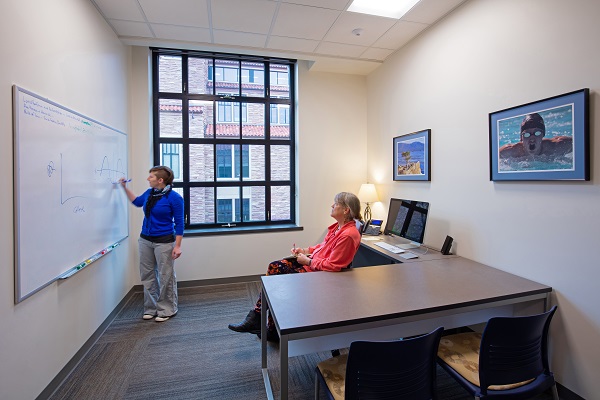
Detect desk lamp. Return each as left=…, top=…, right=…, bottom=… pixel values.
left=358, top=183, right=379, bottom=222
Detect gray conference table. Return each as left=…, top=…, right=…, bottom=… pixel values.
left=260, top=256, right=552, bottom=400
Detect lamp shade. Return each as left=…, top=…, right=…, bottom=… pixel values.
left=358, top=183, right=379, bottom=203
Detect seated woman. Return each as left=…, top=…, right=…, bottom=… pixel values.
left=228, top=192, right=363, bottom=342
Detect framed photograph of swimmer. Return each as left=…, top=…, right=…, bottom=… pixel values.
left=393, top=129, right=431, bottom=181
left=489, top=88, right=589, bottom=181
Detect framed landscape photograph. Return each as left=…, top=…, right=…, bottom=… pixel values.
left=393, top=129, right=431, bottom=181
left=489, top=88, right=589, bottom=181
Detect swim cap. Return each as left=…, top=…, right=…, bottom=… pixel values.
left=521, top=113, right=545, bottom=134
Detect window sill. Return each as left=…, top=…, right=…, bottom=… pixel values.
left=184, top=224, right=303, bottom=237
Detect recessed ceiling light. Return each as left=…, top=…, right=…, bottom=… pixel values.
left=348, top=0, right=421, bottom=19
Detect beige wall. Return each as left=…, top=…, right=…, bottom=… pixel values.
left=366, top=0, right=600, bottom=398
left=0, top=0, right=132, bottom=399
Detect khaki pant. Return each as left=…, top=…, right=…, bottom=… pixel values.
left=138, top=237, right=178, bottom=317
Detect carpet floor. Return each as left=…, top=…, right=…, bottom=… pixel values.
left=48, top=282, right=557, bottom=400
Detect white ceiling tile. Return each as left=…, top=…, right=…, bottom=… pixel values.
left=360, top=47, right=394, bottom=61
left=267, top=36, right=319, bottom=53
left=213, top=30, right=267, bottom=48
left=92, top=0, right=468, bottom=75
left=373, top=20, right=428, bottom=50
left=272, top=3, right=341, bottom=41
left=212, top=0, right=277, bottom=34
left=281, top=0, right=351, bottom=11
left=109, top=20, right=154, bottom=37
left=324, top=12, right=396, bottom=47
left=92, top=0, right=145, bottom=21
left=315, top=42, right=366, bottom=58
left=139, top=0, right=209, bottom=27
left=402, top=0, right=467, bottom=24
left=151, top=24, right=212, bottom=43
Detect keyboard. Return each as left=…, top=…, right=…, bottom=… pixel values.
left=373, top=241, right=405, bottom=254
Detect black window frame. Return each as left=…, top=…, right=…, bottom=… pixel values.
left=151, top=48, right=298, bottom=235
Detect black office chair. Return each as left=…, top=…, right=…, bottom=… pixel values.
left=437, top=306, right=558, bottom=400
left=316, top=327, right=444, bottom=400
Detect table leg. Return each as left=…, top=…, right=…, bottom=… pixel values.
left=261, top=287, right=267, bottom=368
left=280, top=334, right=288, bottom=400
left=261, top=287, right=275, bottom=400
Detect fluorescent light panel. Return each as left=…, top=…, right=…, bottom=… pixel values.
left=348, top=0, right=421, bottom=19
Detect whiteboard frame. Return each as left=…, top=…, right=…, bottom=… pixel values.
left=13, top=85, right=129, bottom=303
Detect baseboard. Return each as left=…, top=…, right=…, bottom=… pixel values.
left=36, top=285, right=139, bottom=400
left=178, top=274, right=262, bottom=288
left=558, top=383, right=585, bottom=400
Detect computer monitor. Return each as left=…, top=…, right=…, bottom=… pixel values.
left=383, top=198, right=430, bottom=248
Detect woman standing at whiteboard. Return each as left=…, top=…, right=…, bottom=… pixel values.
left=119, top=166, right=184, bottom=322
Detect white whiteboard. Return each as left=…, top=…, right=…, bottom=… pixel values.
left=13, top=86, right=129, bottom=303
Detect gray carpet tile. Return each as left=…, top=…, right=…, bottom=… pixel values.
left=48, top=282, right=556, bottom=400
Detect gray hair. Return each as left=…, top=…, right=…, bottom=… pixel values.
left=334, top=192, right=363, bottom=222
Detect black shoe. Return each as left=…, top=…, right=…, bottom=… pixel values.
left=228, top=310, right=261, bottom=334
left=256, top=329, right=280, bottom=343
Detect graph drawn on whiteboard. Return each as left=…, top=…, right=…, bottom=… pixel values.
left=45, top=153, right=127, bottom=210
left=13, top=85, right=129, bottom=303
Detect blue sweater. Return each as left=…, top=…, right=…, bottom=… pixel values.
left=132, top=189, right=184, bottom=237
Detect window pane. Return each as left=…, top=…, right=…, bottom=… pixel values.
left=270, top=64, right=290, bottom=99
left=271, top=145, right=290, bottom=181
left=188, top=57, right=213, bottom=95
left=217, top=187, right=240, bottom=223
left=242, top=103, right=264, bottom=139
left=241, top=61, right=265, bottom=97
left=160, top=143, right=182, bottom=182
left=190, top=187, right=214, bottom=224
left=244, top=186, right=265, bottom=221
left=189, top=100, right=214, bottom=138
left=159, top=99, right=183, bottom=138
left=216, top=100, right=239, bottom=138
left=246, top=145, right=265, bottom=181
left=271, top=186, right=291, bottom=221
left=190, top=144, right=214, bottom=182
left=270, top=104, right=290, bottom=140
left=158, top=55, right=182, bottom=93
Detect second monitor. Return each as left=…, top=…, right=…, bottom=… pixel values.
left=383, top=198, right=430, bottom=249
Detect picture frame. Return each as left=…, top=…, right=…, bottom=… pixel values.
left=489, top=89, right=589, bottom=181
left=393, top=129, right=431, bottom=181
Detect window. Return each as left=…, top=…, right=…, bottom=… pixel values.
left=217, top=99, right=247, bottom=123
left=152, top=48, right=296, bottom=231
left=161, top=143, right=181, bottom=179
left=270, top=104, right=290, bottom=125
left=217, top=198, right=250, bottom=223
left=216, top=144, right=249, bottom=179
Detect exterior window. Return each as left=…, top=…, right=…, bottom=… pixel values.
left=153, top=48, right=296, bottom=231
left=217, top=100, right=247, bottom=123
left=270, top=104, right=290, bottom=125
left=161, top=143, right=181, bottom=179
left=217, top=198, right=250, bottom=223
